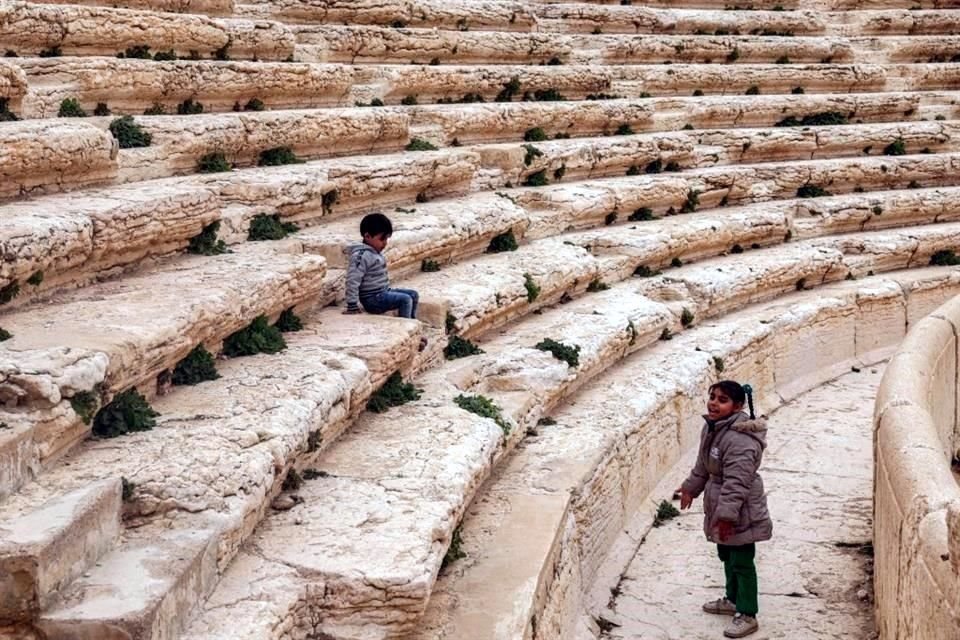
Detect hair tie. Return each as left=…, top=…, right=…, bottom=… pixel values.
left=742, top=384, right=756, bottom=419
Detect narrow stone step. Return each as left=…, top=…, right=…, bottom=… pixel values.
left=0, top=244, right=327, bottom=497
left=0, top=1, right=293, bottom=60
left=409, top=265, right=960, bottom=640
left=0, top=480, right=121, bottom=625
left=25, top=0, right=233, bottom=16
left=0, top=181, right=219, bottom=307
left=0, top=119, right=117, bottom=199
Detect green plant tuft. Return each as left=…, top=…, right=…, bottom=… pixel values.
left=259, top=146, right=303, bottom=166
left=177, top=98, right=204, bottom=115
left=671, top=256, right=683, bottom=268
left=523, top=143, right=543, bottom=166
left=524, top=127, right=548, bottom=142
left=187, top=221, right=228, bottom=255
left=446, top=311, right=457, bottom=334
left=198, top=152, right=231, bottom=173
left=713, top=356, right=725, bottom=373
left=455, top=394, right=510, bottom=434
left=587, top=279, right=609, bottom=292
left=775, top=111, right=848, bottom=127
left=92, top=389, right=159, bottom=438
left=681, top=189, right=700, bottom=213
left=274, top=308, right=303, bottom=332
left=421, top=259, right=441, bottom=272
left=680, top=307, right=695, bottom=327
left=0, top=327, right=10, bottom=342
left=367, top=372, right=421, bottom=413
left=26, top=271, right=43, bottom=286
left=883, top=138, right=907, bottom=156
left=441, top=525, right=467, bottom=569
left=535, top=338, right=581, bottom=368
left=775, top=55, right=791, bottom=64
left=792, top=86, right=805, bottom=94
left=653, top=499, right=680, bottom=527
left=487, top=230, right=519, bottom=253
left=0, top=281, right=20, bottom=305
left=872, top=205, right=883, bottom=216
left=615, top=123, right=635, bottom=135
left=153, top=49, right=177, bottom=61
left=496, top=76, right=522, bottom=102
left=248, top=213, right=299, bottom=241
left=930, top=250, right=960, bottom=266
left=406, top=137, right=439, bottom=152
left=93, top=102, right=111, bottom=116
left=121, top=477, right=136, bottom=501
left=58, top=98, right=87, bottom=118
left=605, top=212, right=618, bottom=225
left=524, top=169, right=549, bottom=187
left=524, top=273, right=541, bottom=302
left=796, top=184, right=831, bottom=198
left=39, top=46, right=62, bottom=57
left=143, top=103, right=166, bottom=115
left=243, top=98, right=265, bottom=111
left=122, top=45, right=151, bottom=59
left=634, top=265, right=660, bottom=278
left=745, top=85, right=760, bottom=95
left=70, top=391, right=100, bottom=425
left=401, top=95, right=418, bottom=105
left=444, top=335, right=484, bottom=360
left=109, top=115, right=153, bottom=148
left=659, top=327, right=673, bottom=341
left=0, top=98, right=19, bottom=122
left=222, top=315, right=287, bottom=356
left=629, top=207, right=656, bottom=222
left=172, top=345, right=220, bottom=385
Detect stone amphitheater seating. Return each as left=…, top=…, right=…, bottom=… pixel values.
left=1, top=0, right=960, bottom=638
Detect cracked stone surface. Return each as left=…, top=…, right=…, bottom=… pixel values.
left=602, top=369, right=879, bottom=640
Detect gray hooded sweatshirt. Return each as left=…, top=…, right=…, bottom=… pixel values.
left=681, top=411, right=773, bottom=546
left=344, top=242, right=390, bottom=310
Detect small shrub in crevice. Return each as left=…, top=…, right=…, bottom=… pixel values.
left=587, top=279, right=609, bottom=292
left=681, top=189, right=700, bottom=213
left=39, top=46, right=62, bottom=57
left=883, top=138, right=907, bottom=156
left=908, top=180, right=921, bottom=189
left=0, top=98, right=19, bottom=122
left=197, top=152, right=231, bottom=173
left=93, top=103, right=111, bottom=116
left=446, top=311, right=457, bottom=334
left=401, top=95, right=418, bottom=106
left=671, top=256, right=683, bottom=268
left=121, top=45, right=151, bottom=59
left=153, top=49, right=177, bottom=61
left=121, top=477, right=136, bottom=501
left=731, top=244, right=744, bottom=254
left=421, top=259, right=441, bottom=272
left=796, top=184, right=831, bottom=198
left=615, top=123, right=635, bottom=135
left=143, top=103, right=166, bottom=115
left=796, top=278, right=807, bottom=291
left=664, top=161, right=681, bottom=172
left=524, top=273, right=541, bottom=302
left=274, top=308, right=303, bottom=332
left=0, top=281, right=20, bottom=305
left=524, top=127, right=548, bottom=142
left=441, top=525, right=467, bottom=570
left=92, top=389, right=159, bottom=438
left=444, top=335, right=484, bottom=360
left=775, top=111, right=848, bottom=127
left=659, top=327, right=674, bottom=341
left=109, top=116, right=152, bottom=148
left=629, top=207, right=656, bottom=222
left=538, top=416, right=557, bottom=426
left=487, top=230, right=519, bottom=253
left=406, top=137, right=438, bottom=152
left=302, top=468, right=327, bottom=480
left=322, top=189, right=339, bottom=215
left=535, top=338, right=581, bottom=368
left=187, top=221, right=228, bottom=256
left=745, top=85, right=760, bottom=95
left=528, top=88, right=566, bottom=102
left=367, top=372, right=421, bottom=413
left=177, top=98, right=204, bottom=115
left=626, top=165, right=640, bottom=176
left=523, top=144, right=543, bottom=166
left=172, top=345, right=220, bottom=385
left=775, top=55, right=791, bottom=64
left=259, top=146, right=303, bottom=166
left=496, top=77, right=522, bottom=102
left=634, top=265, right=660, bottom=278
left=58, top=98, right=87, bottom=118
left=930, top=250, right=960, bottom=266
left=692, top=89, right=704, bottom=97
left=726, top=48, right=740, bottom=63
left=282, top=468, right=303, bottom=491
left=214, top=42, right=231, bottom=60
left=242, top=98, right=265, bottom=111
left=653, top=499, right=680, bottom=527
left=222, top=315, right=286, bottom=357
left=605, top=212, right=618, bottom=225
left=554, top=164, right=567, bottom=180
left=714, top=356, right=725, bottom=373
left=680, top=307, right=695, bottom=327
left=872, top=205, right=883, bottom=216
left=26, top=271, right=43, bottom=286
left=0, top=327, right=10, bottom=341
left=70, top=391, right=100, bottom=425
left=454, top=394, right=510, bottom=434
left=524, top=170, right=548, bottom=187
left=792, top=86, right=805, bottom=94
left=248, top=213, right=299, bottom=241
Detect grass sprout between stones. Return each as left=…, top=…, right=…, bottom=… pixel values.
left=367, top=372, right=421, bottom=413
left=455, top=394, right=510, bottom=434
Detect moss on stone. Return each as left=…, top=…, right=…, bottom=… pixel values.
left=222, top=315, right=287, bottom=356
left=92, top=389, right=159, bottom=438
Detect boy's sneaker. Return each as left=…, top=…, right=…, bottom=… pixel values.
left=702, top=598, right=737, bottom=615
left=724, top=613, right=759, bottom=638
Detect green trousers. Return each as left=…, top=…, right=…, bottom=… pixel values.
left=717, top=543, right=759, bottom=616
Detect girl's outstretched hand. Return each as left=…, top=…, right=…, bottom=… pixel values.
left=717, top=519, right=734, bottom=542
left=678, top=488, right=694, bottom=510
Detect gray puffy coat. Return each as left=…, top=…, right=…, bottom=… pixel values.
left=681, top=411, right=773, bottom=546
left=344, top=242, right=390, bottom=310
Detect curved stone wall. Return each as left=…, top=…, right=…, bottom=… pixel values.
left=874, top=295, right=960, bottom=639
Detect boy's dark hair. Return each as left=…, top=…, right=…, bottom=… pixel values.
left=360, top=212, right=393, bottom=238
left=709, top=380, right=756, bottom=419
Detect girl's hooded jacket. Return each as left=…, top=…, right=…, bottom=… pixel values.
left=681, top=411, right=773, bottom=546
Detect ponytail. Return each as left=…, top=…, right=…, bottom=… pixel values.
left=743, top=383, right=755, bottom=419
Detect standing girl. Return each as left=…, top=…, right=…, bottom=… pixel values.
left=678, top=381, right=773, bottom=638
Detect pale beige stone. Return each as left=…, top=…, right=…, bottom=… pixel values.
left=27, top=0, right=233, bottom=15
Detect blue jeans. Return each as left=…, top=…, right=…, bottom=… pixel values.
left=361, top=288, right=419, bottom=319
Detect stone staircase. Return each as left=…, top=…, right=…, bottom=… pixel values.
left=1, top=0, right=959, bottom=638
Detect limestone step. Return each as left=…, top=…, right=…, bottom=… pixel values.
left=0, top=119, right=117, bottom=199
left=0, top=479, right=121, bottom=624
left=10, top=56, right=959, bottom=118
left=0, top=244, right=328, bottom=498
left=233, top=0, right=538, bottom=31
left=179, top=227, right=959, bottom=640
left=0, top=310, right=425, bottom=635
left=531, top=0, right=960, bottom=11
left=293, top=25, right=960, bottom=67
left=0, top=1, right=294, bottom=60
left=26, top=0, right=233, bottom=15
left=409, top=265, right=960, bottom=640
left=0, top=181, right=220, bottom=306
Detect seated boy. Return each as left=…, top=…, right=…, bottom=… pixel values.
left=344, top=212, right=422, bottom=325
